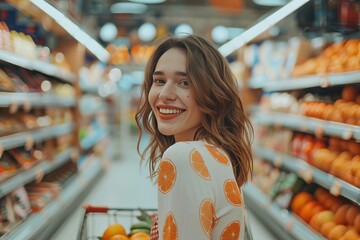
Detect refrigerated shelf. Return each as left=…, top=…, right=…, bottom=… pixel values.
left=252, top=111, right=360, bottom=141
left=249, top=71, right=360, bottom=91
left=0, top=148, right=76, bottom=198
left=243, top=183, right=325, bottom=240
left=253, top=145, right=360, bottom=204
left=0, top=50, right=74, bottom=83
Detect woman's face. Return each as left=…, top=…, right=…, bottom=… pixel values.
left=148, top=48, right=202, bottom=142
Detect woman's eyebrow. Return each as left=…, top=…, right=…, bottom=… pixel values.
left=153, top=71, right=187, bottom=76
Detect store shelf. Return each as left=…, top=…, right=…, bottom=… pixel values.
left=0, top=148, right=76, bottom=198
left=1, top=156, right=104, bottom=240
left=0, top=50, right=74, bottom=83
left=243, top=183, right=325, bottom=240
left=252, top=111, right=360, bottom=141
left=0, top=123, right=74, bottom=151
left=0, top=92, right=75, bottom=107
left=249, top=70, right=360, bottom=91
left=80, top=129, right=108, bottom=150
left=253, top=145, right=360, bottom=204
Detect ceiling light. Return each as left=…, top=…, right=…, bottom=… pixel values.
left=138, top=23, right=157, bottom=42
left=175, top=23, right=193, bottom=36
left=219, top=0, right=309, bottom=57
left=100, top=22, right=118, bottom=42
left=110, top=3, right=148, bottom=14
left=253, top=0, right=289, bottom=6
left=30, top=0, right=109, bottom=62
left=211, top=25, right=229, bottom=43
left=129, top=0, right=166, bottom=4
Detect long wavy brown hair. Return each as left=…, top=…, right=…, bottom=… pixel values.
left=136, top=34, right=253, bottom=186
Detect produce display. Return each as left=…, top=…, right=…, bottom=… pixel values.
left=101, top=209, right=155, bottom=240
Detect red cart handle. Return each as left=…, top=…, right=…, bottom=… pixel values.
left=83, top=204, right=109, bottom=213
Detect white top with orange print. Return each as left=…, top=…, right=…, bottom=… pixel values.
left=157, top=141, right=246, bottom=240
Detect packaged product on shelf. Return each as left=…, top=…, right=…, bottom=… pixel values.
left=8, top=147, right=38, bottom=169
left=0, top=153, right=20, bottom=182
left=0, top=196, right=16, bottom=234
left=9, top=187, right=31, bottom=221
left=0, top=69, right=16, bottom=92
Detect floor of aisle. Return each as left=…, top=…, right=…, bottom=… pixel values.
left=50, top=125, right=278, bottom=240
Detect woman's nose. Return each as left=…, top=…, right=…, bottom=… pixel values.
left=159, top=83, right=176, bottom=101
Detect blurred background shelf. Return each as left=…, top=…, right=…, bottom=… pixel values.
left=249, top=71, right=360, bottom=92
left=252, top=111, right=360, bottom=140
left=243, top=183, right=326, bottom=240
left=0, top=148, right=76, bottom=198
left=0, top=50, right=74, bottom=83
left=0, top=92, right=75, bottom=107
left=0, top=123, right=74, bottom=151
left=1, top=156, right=104, bottom=240
left=253, top=145, right=360, bottom=204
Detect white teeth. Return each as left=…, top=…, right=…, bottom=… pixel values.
left=159, top=108, right=184, bottom=114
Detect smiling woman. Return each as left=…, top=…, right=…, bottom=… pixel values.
left=135, top=34, right=253, bottom=240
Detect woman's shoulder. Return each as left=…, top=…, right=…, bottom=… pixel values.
left=163, top=141, right=196, bottom=157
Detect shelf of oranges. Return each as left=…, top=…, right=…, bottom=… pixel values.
left=0, top=147, right=77, bottom=198
left=1, top=156, right=104, bottom=240
left=249, top=70, right=360, bottom=92
left=253, top=145, right=360, bottom=204
left=252, top=111, right=360, bottom=141
left=0, top=49, right=74, bottom=84
left=243, top=182, right=325, bottom=240
left=0, top=92, right=75, bottom=108
left=0, top=123, right=74, bottom=151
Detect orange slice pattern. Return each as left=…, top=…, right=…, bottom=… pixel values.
left=190, top=149, right=211, bottom=180
left=163, top=212, right=178, bottom=240
left=158, top=158, right=176, bottom=194
left=224, top=179, right=242, bottom=206
left=205, top=145, right=230, bottom=165
left=199, top=198, right=216, bottom=238
left=220, top=220, right=241, bottom=240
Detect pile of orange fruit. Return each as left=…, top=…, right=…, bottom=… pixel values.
left=290, top=188, right=360, bottom=240
left=102, top=223, right=150, bottom=240
left=292, top=39, right=360, bottom=77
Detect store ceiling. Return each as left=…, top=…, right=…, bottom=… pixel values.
left=82, top=0, right=273, bottom=35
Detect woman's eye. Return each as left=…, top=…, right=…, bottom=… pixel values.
left=179, top=81, right=189, bottom=87
left=153, top=79, right=165, bottom=85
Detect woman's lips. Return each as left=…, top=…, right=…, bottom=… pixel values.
left=157, top=105, right=185, bottom=120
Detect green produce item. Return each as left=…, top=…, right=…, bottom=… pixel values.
left=129, top=228, right=151, bottom=236
left=130, top=221, right=152, bottom=231
left=136, top=208, right=153, bottom=225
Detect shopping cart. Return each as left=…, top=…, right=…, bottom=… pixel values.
left=77, top=205, right=157, bottom=240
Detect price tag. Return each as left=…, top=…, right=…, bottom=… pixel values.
left=342, top=130, right=353, bottom=140
left=330, top=181, right=342, bottom=196
left=321, top=76, right=330, bottom=88
left=285, top=219, right=295, bottom=232
left=35, top=169, right=45, bottom=183
left=274, top=156, right=283, bottom=168
left=25, top=136, right=34, bottom=151
left=9, top=102, right=19, bottom=114
left=315, top=125, right=324, bottom=139
left=299, top=169, right=313, bottom=183
left=23, top=101, right=31, bottom=112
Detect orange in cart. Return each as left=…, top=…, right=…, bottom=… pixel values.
left=129, top=232, right=150, bottom=240
left=109, top=235, right=130, bottom=240
left=102, top=223, right=127, bottom=240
